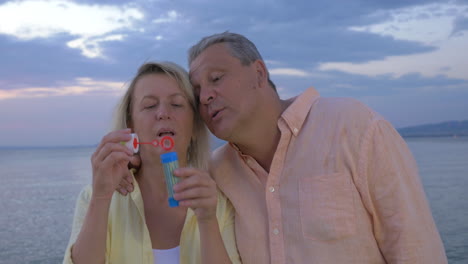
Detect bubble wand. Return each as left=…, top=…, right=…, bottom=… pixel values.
left=122, top=133, right=180, bottom=207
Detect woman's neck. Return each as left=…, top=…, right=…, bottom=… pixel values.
left=137, top=161, right=167, bottom=203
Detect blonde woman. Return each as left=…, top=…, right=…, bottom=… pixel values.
left=63, top=62, right=241, bottom=264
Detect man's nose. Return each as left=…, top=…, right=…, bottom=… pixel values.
left=199, top=87, right=216, bottom=105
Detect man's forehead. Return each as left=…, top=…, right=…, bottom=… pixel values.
left=189, top=56, right=220, bottom=82
left=189, top=43, right=231, bottom=72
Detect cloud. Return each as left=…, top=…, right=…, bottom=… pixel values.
left=153, top=10, right=181, bottom=24
left=0, top=78, right=126, bottom=100
left=319, top=2, right=468, bottom=81
left=319, top=31, right=468, bottom=80
left=270, top=68, right=310, bottom=77
left=0, top=0, right=143, bottom=58
left=349, top=2, right=468, bottom=46
left=67, top=34, right=126, bottom=58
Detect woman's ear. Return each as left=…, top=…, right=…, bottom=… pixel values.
left=126, top=119, right=133, bottom=131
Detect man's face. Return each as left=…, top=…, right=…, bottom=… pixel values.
left=189, top=43, right=259, bottom=141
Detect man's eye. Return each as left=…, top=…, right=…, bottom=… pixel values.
left=212, top=75, right=222, bottom=82
left=172, top=103, right=182, bottom=107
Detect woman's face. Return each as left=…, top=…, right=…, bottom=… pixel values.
left=130, top=73, right=194, bottom=161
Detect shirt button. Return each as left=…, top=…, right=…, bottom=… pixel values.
left=273, top=228, right=279, bottom=235
left=269, top=186, right=275, bottom=192
left=293, top=128, right=298, bottom=133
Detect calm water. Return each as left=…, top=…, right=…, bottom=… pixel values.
left=0, top=137, right=467, bottom=263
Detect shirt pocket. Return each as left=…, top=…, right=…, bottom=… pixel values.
left=299, top=173, right=356, bottom=241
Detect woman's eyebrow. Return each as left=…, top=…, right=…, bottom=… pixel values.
left=169, top=93, right=187, bottom=99
left=140, top=95, right=158, bottom=103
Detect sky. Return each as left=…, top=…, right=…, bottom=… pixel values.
left=0, top=0, right=467, bottom=147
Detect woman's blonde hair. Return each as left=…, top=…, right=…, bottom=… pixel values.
left=113, top=61, right=210, bottom=170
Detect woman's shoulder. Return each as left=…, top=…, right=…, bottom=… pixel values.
left=75, top=184, right=93, bottom=205
left=215, top=189, right=235, bottom=222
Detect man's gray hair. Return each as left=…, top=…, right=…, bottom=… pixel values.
left=188, top=32, right=276, bottom=91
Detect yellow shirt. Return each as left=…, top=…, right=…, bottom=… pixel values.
left=63, top=175, right=241, bottom=264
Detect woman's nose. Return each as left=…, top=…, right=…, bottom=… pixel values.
left=156, top=106, right=171, bottom=120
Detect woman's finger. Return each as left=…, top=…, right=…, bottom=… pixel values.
left=94, top=129, right=132, bottom=159
left=95, top=129, right=132, bottom=150
left=128, top=154, right=141, bottom=170
left=173, top=167, right=206, bottom=178
left=94, top=142, right=133, bottom=164
left=173, top=170, right=213, bottom=192
left=173, top=186, right=214, bottom=201
left=101, top=151, right=132, bottom=171
left=179, top=197, right=217, bottom=209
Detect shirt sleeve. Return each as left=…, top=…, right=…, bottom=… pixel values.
left=62, top=185, right=92, bottom=264
left=357, top=119, right=447, bottom=263
left=217, top=191, right=242, bottom=264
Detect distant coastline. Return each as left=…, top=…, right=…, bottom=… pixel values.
left=400, top=134, right=468, bottom=138
left=397, top=120, right=468, bottom=138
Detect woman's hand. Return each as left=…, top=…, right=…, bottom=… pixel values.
left=173, top=168, right=218, bottom=222
left=173, top=168, right=234, bottom=264
left=91, top=129, right=135, bottom=200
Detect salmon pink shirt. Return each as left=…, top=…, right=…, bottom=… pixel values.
left=210, top=87, right=447, bottom=264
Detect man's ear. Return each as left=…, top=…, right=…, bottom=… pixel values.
left=254, top=59, right=268, bottom=89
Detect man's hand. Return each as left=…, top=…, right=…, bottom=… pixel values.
left=115, top=151, right=140, bottom=196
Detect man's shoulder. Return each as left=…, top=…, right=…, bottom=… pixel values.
left=313, top=97, right=380, bottom=122
left=211, top=143, right=237, bottom=167
left=209, top=143, right=243, bottom=183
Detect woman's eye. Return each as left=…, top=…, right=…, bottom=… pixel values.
left=144, top=104, right=156, bottom=109
left=172, top=103, right=183, bottom=108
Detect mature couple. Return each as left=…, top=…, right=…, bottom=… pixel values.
left=63, top=32, right=447, bottom=264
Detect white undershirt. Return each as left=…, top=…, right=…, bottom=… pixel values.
left=152, top=246, right=180, bottom=264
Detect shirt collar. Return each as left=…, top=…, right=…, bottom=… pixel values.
left=229, top=87, right=320, bottom=154
left=280, top=87, right=320, bottom=136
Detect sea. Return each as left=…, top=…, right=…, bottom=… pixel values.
left=0, top=137, right=467, bottom=263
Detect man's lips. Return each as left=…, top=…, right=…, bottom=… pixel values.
left=210, top=108, right=224, bottom=120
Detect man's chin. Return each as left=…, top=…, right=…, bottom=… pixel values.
left=210, top=126, right=233, bottom=142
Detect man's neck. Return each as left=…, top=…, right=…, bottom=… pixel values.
left=235, top=98, right=292, bottom=172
